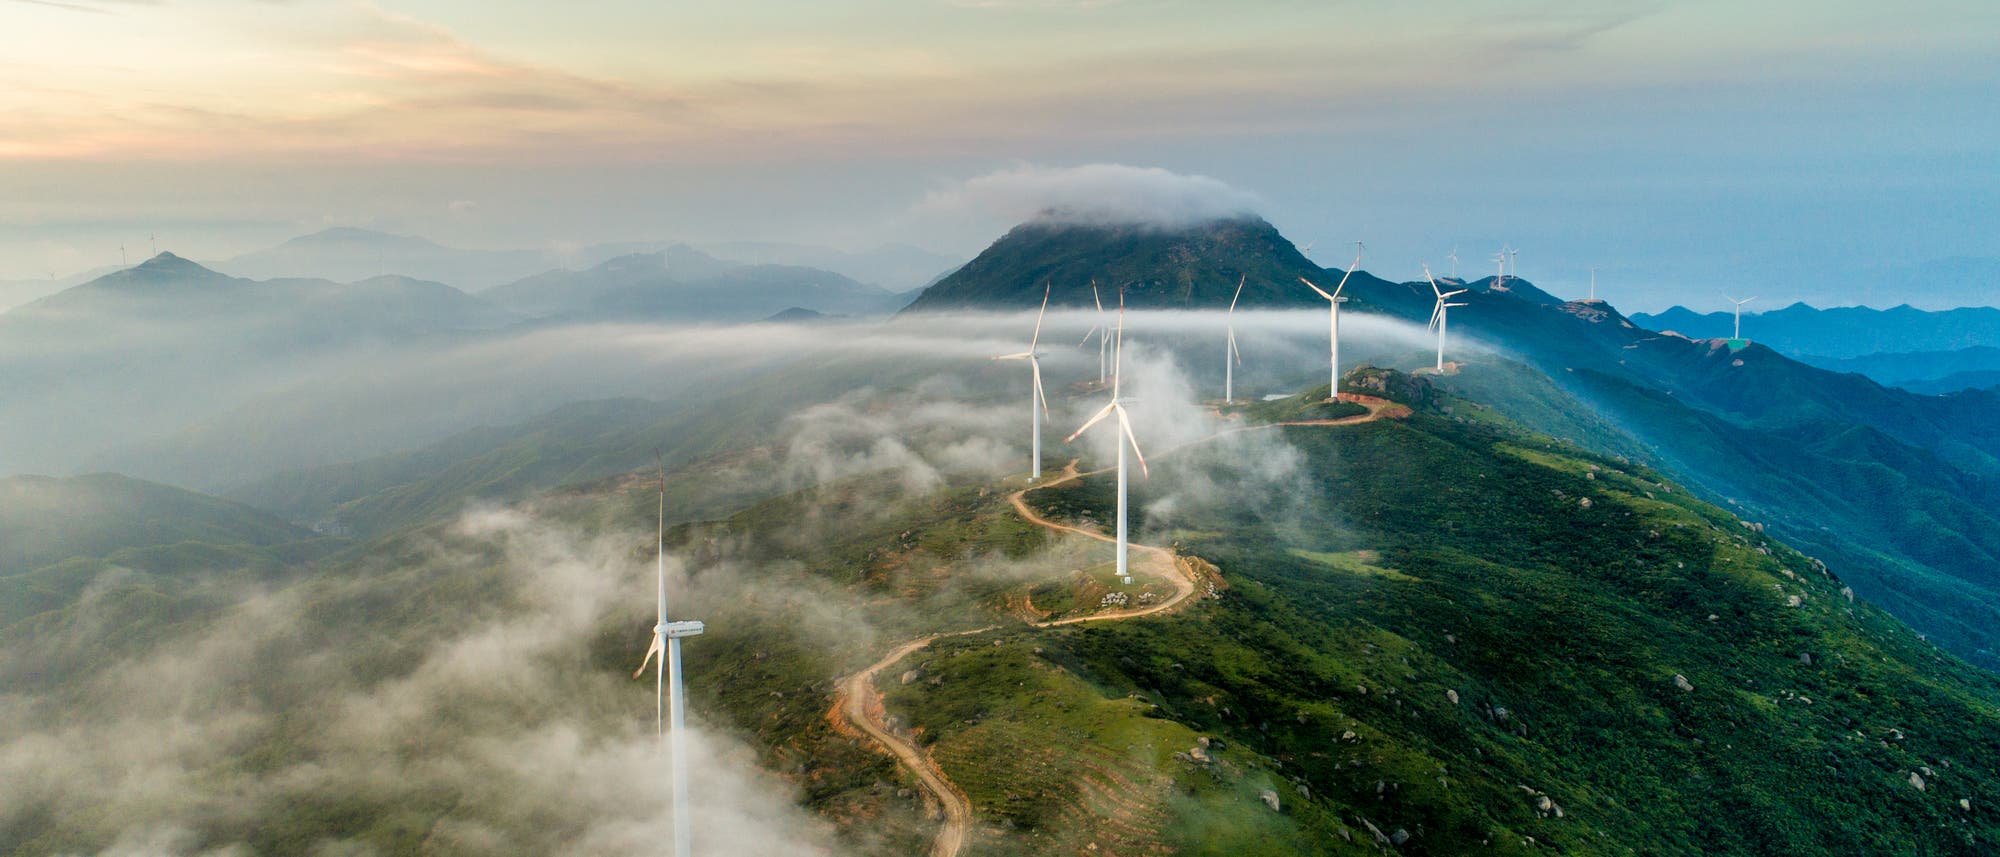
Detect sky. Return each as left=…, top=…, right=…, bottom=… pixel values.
left=3, top=0, right=1997, bottom=310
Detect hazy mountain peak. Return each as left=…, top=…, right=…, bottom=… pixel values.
left=81, top=252, right=238, bottom=292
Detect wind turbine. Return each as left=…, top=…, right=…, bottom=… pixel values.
left=1589, top=267, right=1597, bottom=301
left=1077, top=280, right=1110, bottom=385
left=997, top=283, right=1053, bottom=478
left=1298, top=243, right=1361, bottom=401
left=1425, top=263, right=1469, bottom=373
left=1726, top=295, right=1757, bottom=340
left=1300, top=241, right=1315, bottom=260
left=1066, top=288, right=1148, bottom=585
left=634, top=467, right=705, bottom=857
left=1491, top=249, right=1506, bottom=283
left=1509, top=247, right=1519, bottom=279
left=1224, top=275, right=1245, bottom=404
left=1448, top=247, right=1459, bottom=280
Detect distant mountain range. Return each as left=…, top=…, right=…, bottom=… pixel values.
left=479, top=248, right=905, bottom=322
left=215, top=227, right=555, bottom=291
left=1631, top=303, right=2000, bottom=359
left=208, top=227, right=960, bottom=294
left=1800, top=346, right=2000, bottom=394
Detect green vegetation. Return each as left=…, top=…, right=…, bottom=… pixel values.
left=962, top=379, right=2000, bottom=854
left=1236, top=384, right=1369, bottom=423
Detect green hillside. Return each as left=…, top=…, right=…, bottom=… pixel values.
left=859, top=379, right=2000, bottom=855
left=0, top=473, right=337, bottom=685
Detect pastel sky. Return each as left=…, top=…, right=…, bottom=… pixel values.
left=4, top=0, right=1997, bottom=309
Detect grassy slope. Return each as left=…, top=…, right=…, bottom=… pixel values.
left=868, top=393, right=2000, bottom=855
left=0, top=473, right=337, bottom=639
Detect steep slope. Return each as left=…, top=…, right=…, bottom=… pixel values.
left=0, top=473, right=333, bottom=641
left=690, top=376, right=2000, bottom=855
left=903, top=216, right=1393, bottom=311
left=884, top=381, right=2000, bottom=855
left=0, top=473, right=315, bottom=574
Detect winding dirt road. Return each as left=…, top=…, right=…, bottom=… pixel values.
left=830, top=395, right=1402, bottom=857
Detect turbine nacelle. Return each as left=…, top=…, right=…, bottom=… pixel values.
left=659, top=620, right=706, bottom=638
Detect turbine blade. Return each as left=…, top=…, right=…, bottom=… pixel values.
left=1298, top=277, right=1333, bottom=301
left=1113, top=286, right=1126, bottom=399
left=633, top=634, right=662, bottom=680
left=1029, top=282, right=1050, bottom=351
left=1067, top=402, right=1117, bottom=442
left=1031, top=359, right=1049, bottom=417
left=1228, top=275, right=1245, bottom=313
left=1078, top=324, right=1101, bottom=347
left=1443, top=289, right=1468, bottom=298
left=1333, top=251, right=1360, bottom=296
left=1116, top=406, right=1150, bottom=478
left=995, top=351, right=1031, bottom=360
left=1092, top=279, right=1104, bottom=313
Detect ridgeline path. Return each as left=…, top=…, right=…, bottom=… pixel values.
left=829, top=395, right=1404, bottom=857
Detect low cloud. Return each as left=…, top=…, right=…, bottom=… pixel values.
left=917, top=163, right=1264, bottom=229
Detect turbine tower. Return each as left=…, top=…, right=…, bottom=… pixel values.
left=997, top=283, right=1053, bottom=478
left=1066, top=289, right=1148, bottom=585
left=1224, top=275, right=1245, bottom=404
left=1078, top=280, right=1109, bottom=385
left=1298, top=243, right=1361, bottom=401
left=1589, top=267, right=1597, bottom=301
left=1425, top=263, right=1469, bottom=373
left=634, top=470, right=705, bottom=857
left=1448, top=247, right=1459, bottom=279
left=1727, top=295, right=1757, bottom=340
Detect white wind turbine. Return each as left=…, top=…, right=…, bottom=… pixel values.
left=1448, top=247, right=1459, bottom=280
left=1298, top=242, right=1362, bottom=401
left=1589, top=267, right=1597, bottom=301
left=1066, top=289, right=1149, bottom=585
left=1425, top=263, right=1469, bottom=373
left=1492, top=248, right=1506, bottom=282
left=634, top=470, right=705, bottom=857
left=1224, top=275, right=1245, bottom=404
left=1077, top=280, right=1109, bottom=385
left=997, top=283, right=1053, bottom=479
left=1727, top=295, right=1757, bottom=339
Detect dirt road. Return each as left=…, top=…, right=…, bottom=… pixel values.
left=830, top=395, right=1404, bottom=857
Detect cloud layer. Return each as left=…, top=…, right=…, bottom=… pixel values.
left=917, top=163, right=1264, bottom=229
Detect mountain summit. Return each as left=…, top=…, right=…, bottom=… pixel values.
left=93, top=252, right=237, bottom=292
left=904, top=215, right=1377, bottom=311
